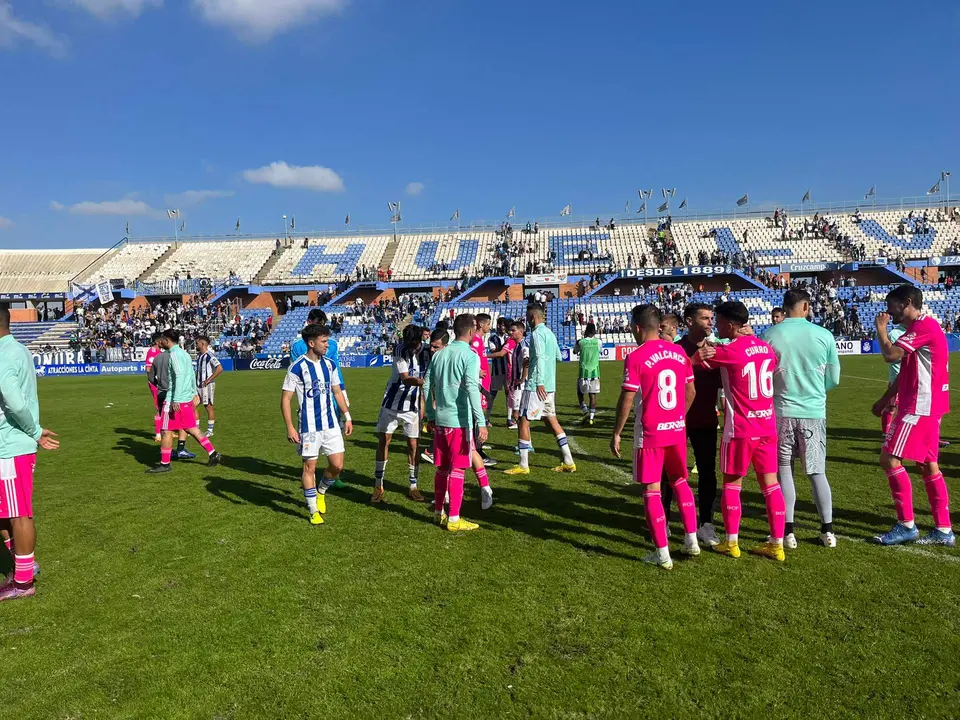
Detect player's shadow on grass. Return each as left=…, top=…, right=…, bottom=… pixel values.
left=219, top=455, right=295, bottom=480
left=204, top=475, right=303, bottom=519
left=114, top=437, right=159, bottom=466
left=114, top=426, right=156, bottom=441
left=334, top=470, right=439, bottom=526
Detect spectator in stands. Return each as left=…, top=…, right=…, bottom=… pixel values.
left=771, top=307, right=784, bottom=326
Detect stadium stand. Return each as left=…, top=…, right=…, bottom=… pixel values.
left=0, top=249, right=107, bottom=294
left=141, top=239, right=275, bottom=284
left=10, top=321, right=75, bottom=351
left=391, top=232, right=498, bottom=279
left=82, top=242, right=171, bottom=284
left=265, top=236, right=391, bottom=282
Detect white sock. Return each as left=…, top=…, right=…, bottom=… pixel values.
left=518, top=440, right=531, bottom=469
left=448, top=515, right=460, bottom=523
left=727, top=533, right=739, bottom=544
left=903, top=520, right=916, bottom=529
left=685, top=532, right=698, bottom=546
left=589, top=409, right=595, bottom=420
left=656, top=547, right=671, bottom=562
left=556, top=434, right=573, bottom=465
left=318, top=476, right=336, bottom=494
left=207, top=420, right=215, bottom=431
left=481, top=485, right=493, bottom=497
left=303, top=488, right=318, bottom=514
left=408, top=463, right=418, bottom=488
left=937, top=526, right=952, bottom=534
left=374, top=460, right=387, bottom=488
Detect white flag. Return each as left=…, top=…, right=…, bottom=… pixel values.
left=507, top=206, right=516, bottom=218
left=625, top=201, right=630, bottom=213
left=670, top=188, right=677, bottom=197
left=736, top=193, right=749, bottom=207
left=167, top=209, right=180, bottom=220
left=636, top=201, right=646, bottom=214
left=96, top=280, right=113, bottom=305
left=560, top=204, right=572, bottom=216
left=661, top=188, right=668, bottom=199
left=657, top=200, right=669, bottom=213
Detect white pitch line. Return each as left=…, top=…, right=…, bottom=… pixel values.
left=837, top=534, right=959, bottom=563
left=566, top=434, right=633, bottom=484
left=841, top=374, right=888, bottom=384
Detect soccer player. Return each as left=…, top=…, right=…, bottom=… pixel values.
left=470, top=313, right=496, bottom=467
left=872, top=285, right=954, bottom=546
left=574, top=323, right=601, bottom=424
left=422, top=313, right=488, bottom=531
left=147, top=336, right=195, bottom=460
left=611, top=304, right=699, bottom=570
left=372, top=325, right=426, bottom=504
left=0, top=304, right=59, bottom=601
left=146, top=332, right=164, bottom=442
left=506, top=304, right=575, bottom=474
left=486, top=317, right=514, bottom=425
left=763, top=289, right=840, bottom=549
left=659, top=313, right=680, bottom=342
left=694, top=301, right=787, bottom=561
left=770, top=307, right=785, bottom=326
left=661, top=303, right=722, bottom=547
left=877, top=322, right=907, bottom=437
left=419, top=328, right=449, bottom=466
left=281, top=325, right=353, bottom=525
left=506, top=320, right=529, bottom=429
left=147, top=330, right=221, bottom=473
left=195, top=335, right=222, bottom=438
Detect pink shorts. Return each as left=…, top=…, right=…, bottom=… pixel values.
left=161, top=402, right=198, bottom=432
left=433, top=427, right=474, bottom=470
left=720, top=436, right=777, bottom=477
left=150, top=385, right=159, bottom=409
left=883, top=413, right=941, bottom=464
left=0, top=454, right=36, bottom=519
left=633, top=443, right=688, bottom=485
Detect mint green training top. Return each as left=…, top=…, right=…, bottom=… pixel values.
left=526, top=323, right=561, bottom=393
left=169, top=345, right=197, bottom=403
left=423, top=340, right=486, bottom=429
left=0, top=334, right=42, bottom=458
left=762, top=317, right=840, bottom=419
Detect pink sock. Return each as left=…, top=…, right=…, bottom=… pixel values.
left=198, top=437, right=215, bottom=454
left=474, top=466, right=490, bottom=489
left=885, top=466, right=914, bottom=523
left=644, top=490, right=669, bottom=549
left=3, top=537, right=12, bottom=555
left=762, top=482, right=787, bottom=541
left=434, top=470, right=449, bottom=512
left=880, top=408, right=894, bottom=437
left=923, top=473, right=952, bottom=529
left=722, top=483, right=742, bottom=538
left=671, top=478, right=698, bottom=535
left=154, top=415, right=162, bottom=435
left=448, top=469, right=465, bottom=518
left=160, top=447, right=172, bottom=465
left=14, top=553, right=34, bottom=585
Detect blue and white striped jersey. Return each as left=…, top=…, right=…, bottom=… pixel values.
left=511, top=336, right=529, bottom=385
left=380, top=343, right=421, bottom=413
left=488, top=333, right=508, bottom=377
left=195, top=349, right=221, bottom=387
left=282, top=356, right=343, bottom=432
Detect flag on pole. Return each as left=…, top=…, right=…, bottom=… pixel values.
left=625, top=201, right=630, bottom=213
left=180, top=220, right=185, bottom=232
left=802, top=189, right=811, bottom=203
left=96, top=280, right=113, bottom=305
left=657, top=200, right=669, bottom=213
left=507, top=206, right=516, bottom=218
left=125, top=221, right=129, bottom=236
left=736, top=193, right=749, bottom=207
left=560, top=204, right=572, bottom=216
left=679, top=197, right=688, bottom=210
left=387, top=201, right=396, bottom=213
left=166, top=209, right=180, bottom=220
left=450, top=209, right=460, bottom=221
left=661, top=188, right=668, bottom=199
left=391, top=212, right=402, bottom=223
left=647, top=189, right=653, bottom=199
left=670, top=188, right=677, bottom=197
left=236, top=218, right=241, bottom=231
left=345, top=214, right=350, bottom=225
left=928, top=181, right=941, bottom=195
left=637, top=201, right=646, bottom=214
left=864, top=185, right=876, bottom=200
left=637, top=189, right=644, bottom=199
left=290, top=216, right=296, bottom=230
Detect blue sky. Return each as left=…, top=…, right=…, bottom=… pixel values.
left=0, top=0, right=957, bottom=248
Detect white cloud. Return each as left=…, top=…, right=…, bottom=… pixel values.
left=67, top=0, right=162, bottom=20
left=192, top=0, right=346, bottom=42
left=0, top=3, right=68, bottom=57
left=53, top=198, right=155, bottom=216
left=0, top=216, right=13, bottom=230
left=164, top=189, right=235, bottom=206
left=405, top=182, right=425, bottom=197
left=243, top=161, right=344, bottom=192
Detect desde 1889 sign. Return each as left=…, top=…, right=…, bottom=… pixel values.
left=619, top=265, right=733, bottom=279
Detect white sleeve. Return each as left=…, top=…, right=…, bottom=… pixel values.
left=331, top=367, right=343, bottom=387
left=281, top=371, right=300, bottom=393
left=210, top=354, right=221, bottom=368
left=394, top=356, right=410, bottom=374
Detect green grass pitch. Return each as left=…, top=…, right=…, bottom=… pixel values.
left=1, top=355, right=958, bottom=719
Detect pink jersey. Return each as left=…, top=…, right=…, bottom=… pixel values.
left=622, top=339, right=694, bottom=448
left=502, top=337, right=517, bottom=378
left=145, top=347, right=161, bottom=383
left=701, top=336, right=778, bottom=440
left=470, top=334, right=491, bottom=391
left=894, top=315, right=950, bottom=417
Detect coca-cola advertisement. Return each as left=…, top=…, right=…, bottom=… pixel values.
left=235, top=356, right=291, bottom=371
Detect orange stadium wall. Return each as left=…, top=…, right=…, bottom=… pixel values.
left=247, top=292, right=279, bottom=316
left=506, top=284, right=526, bottom=301
left=10, top=308, right=38, bottom=323
left=128, top=296, right=151, bottom=313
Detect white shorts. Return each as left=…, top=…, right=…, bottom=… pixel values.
left=519, top=389, right=556, bottom=420
left=507, top=386, right=523, bottom=410
left=489, top=374, right=507, bottom=393
left=198, top=383, right=215, bottom=405
left=578, top=377, right=600, bottom=395
left=299, top=428, right=345, bottom=459
left=376, top=407, right=420, bottom=438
